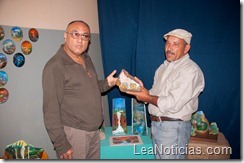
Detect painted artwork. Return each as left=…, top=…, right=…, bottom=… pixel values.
left=2, top=39, right=16, bottom=55
left=109, top=135, right=143, bottom=146
left=0, top=71, right=8, bottom=87
left=13, top=53, right=25, bottom=67
left=191, top=111, right=219, bottom=137
left=28, top=28, right=39, bottom=42
left=0, top=53, right=7, bottom=69
left=0, top=87, right=9, bottom=104
left=191, top=111, right=209, bottom=136
left=11, top=26, right=23, bottom=42
left=112, top=98, right=127, bottom=135
left=0, top=26, right=4, bottom=41
left=21, top=41, right=32, bottom=55
left=116, top=69, right=140, bottom=92
left=209, top=122, right=219, bottom=135
left=5, top=140, right=44, bottom=159
left=131, top=98, right=148, bottom=135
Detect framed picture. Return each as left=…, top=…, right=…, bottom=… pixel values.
left=131, top=98, right=148, bottom=135
left=109, top=135, right=143, bottom=146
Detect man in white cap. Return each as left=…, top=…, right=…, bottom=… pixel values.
left=126, top=28, right=205, bottom=159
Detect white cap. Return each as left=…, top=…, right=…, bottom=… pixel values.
left=164, top=29, right=192, bottom=44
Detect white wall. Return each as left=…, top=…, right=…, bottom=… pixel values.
left=0, top=0, right=100, bottom=33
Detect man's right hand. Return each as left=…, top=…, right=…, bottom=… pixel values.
left=59, top=148, right=73, bottom=159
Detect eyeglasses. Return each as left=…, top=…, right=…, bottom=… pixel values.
left=66, top=32, right=91, bottom=41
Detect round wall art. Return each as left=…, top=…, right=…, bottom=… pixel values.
left=0, top=26, right=4, bottom=41
left=29, top=28, right=39, bottom=42
left=13, top=53, right=25, bottom=67
left=2, top=39, right=16, bottom=55
left=11, top=26, right=23, bottom=41
left=0, top=53, right=7, bottom=69
left=0, top=87, right=9, bottom=104
left=21, top=40, right=32, bottom=55
left=0, top=71, right=8, bottom=87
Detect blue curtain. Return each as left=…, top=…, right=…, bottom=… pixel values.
left=97, top=0, right=240, bottom=159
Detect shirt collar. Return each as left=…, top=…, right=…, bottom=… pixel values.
left=59, top=44, right=88, bottom=65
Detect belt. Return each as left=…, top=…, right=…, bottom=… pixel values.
left=150, top=115, right=182, bottom=122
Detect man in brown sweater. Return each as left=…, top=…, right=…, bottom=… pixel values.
left=42, top=20, right=117, bottom=159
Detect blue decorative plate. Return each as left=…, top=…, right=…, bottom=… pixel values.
left=11, top=26, right=23, bottom=42
left=0, top=71, right=8, bottom=87
left=13, top=53, right=25, bottom=67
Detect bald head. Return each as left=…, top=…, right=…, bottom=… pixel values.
left=66, top=20, right=90, bottom=32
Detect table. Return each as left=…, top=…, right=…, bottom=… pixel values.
left=186, top=132, right=231, bottom=159
left=100, top=126, right=155, bottom=159
left=100, top=127, right=231, bottom=159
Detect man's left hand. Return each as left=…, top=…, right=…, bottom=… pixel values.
left=107, top=70, right=117, bottom=87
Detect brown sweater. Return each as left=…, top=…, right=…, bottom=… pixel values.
left=42, top=45, right=111, bottom=155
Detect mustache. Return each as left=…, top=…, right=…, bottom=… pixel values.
left=166, top=50, right=174, bottom=55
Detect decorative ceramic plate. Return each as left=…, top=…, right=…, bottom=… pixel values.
left=0, top=71, right=8, bottom=87
left=21, top=41, right=32, bottom=55
left=2, top=39, right=16, bottom=55
left=0, top=26, right=5, bottom=41
left=28, top=28, right=39, bottom=42
left=0, top=53, right=7, bottom=69
left=0, top=87, right=9, bottom=104
left=13, top=53, right=25, bottom=67
left=11, top=26, right=23, bottom=41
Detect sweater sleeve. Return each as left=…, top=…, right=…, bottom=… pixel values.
left=98, top=79, right=111, bottom=93
left=42, top=62, right=71, bottom=156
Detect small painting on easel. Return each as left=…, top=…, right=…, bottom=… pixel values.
left=131, top=98, right=148, bottom=135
